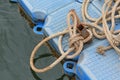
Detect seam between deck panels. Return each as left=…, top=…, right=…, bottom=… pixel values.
left=91, top=1, right=102, bottom=13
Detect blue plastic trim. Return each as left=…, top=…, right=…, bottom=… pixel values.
left=63, top=61, right=77, bottom=77
left=33, top=23, right=44, bottom=35
left=18, top=0, right=36, bottom=23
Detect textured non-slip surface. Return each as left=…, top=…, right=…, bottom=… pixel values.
left=7, top=0, right=120, bottom=80
left=77, top=39, right=120, bottom=80
left=92, top=0, right=105, bottom=12
left=43, top=2, right=101, bottom=54
left=43, top=1, right=120, bottom=80
left=18, top=0, right=75, bottom=20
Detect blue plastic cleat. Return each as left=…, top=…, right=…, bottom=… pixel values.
left=63, top=61, right=77, bottom=77
left=33, top=23, right=44, bottom=35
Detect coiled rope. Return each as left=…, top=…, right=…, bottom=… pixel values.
left=30, top=0, right=120, bottom=73
left=30, top=10, right=92, bottom=73
left=82, top=0, right=120, bottom=54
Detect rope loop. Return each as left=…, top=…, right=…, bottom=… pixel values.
left=112, top=34, right=120, bottom=46
left=69, top=34, right=84, bottom=51
left=30, top=0, right=120, bottom=73
left=58, top=10, right=92, bottom=59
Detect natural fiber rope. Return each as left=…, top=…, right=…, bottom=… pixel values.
left=101, top=0, right=120, bottom=54
left=83, top=0, right=120, bottom=39
left=30, top=10, right=92, bottom=73
left=58, top=10, right=92, bottom=59
left=82, top=0, right=120, bottom=55
left=30, top=0, right=120, bottom=73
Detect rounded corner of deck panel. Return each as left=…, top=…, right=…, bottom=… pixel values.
left=75, top=51, right=97, bottom=80
left=32, top=9, right=47, bottom=21
left=76, top=62, right=97, bottom=80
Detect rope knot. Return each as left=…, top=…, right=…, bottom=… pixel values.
left=69, top=34, right=84, bottom=51
left=112, top=33, right=120, bottom=46
left=97, top=46, right=105, bottom=55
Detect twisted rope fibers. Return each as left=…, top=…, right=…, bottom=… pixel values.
left=30, top=0, right=120, bottom=73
